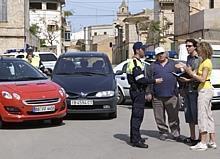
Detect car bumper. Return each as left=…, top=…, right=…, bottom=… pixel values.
left=212, top=87, right=220, bottom=103
left=1, top=109, right=66, bottom=122
left=66, top=96, right=117, bottom=114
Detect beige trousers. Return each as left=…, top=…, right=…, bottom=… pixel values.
left=197, top=88, right=215, bottom=133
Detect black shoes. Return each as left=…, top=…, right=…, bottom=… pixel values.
left=184, top=137, right=200, bottom=145
left=140, top=138, right=145, bottom=143
left=173, top=136, right=185, bottom=142
left=159, top=134, right=168, bottom=141
left=132, top=141, right=149, bottom=148
left=130, top=138, right=145, bottom=144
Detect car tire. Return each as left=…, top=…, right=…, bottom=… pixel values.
left=117, top=88, right=125, bottom=105
left=108, top=112, right=117, bottom=119
left=51, top=118, right=63, bottom=125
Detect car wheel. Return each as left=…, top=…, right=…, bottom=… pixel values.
left=51, top=118, right=63, bottom=125
left=117, top=88, right=125, bottom=105
left=108, top=112, right=117, bottom=119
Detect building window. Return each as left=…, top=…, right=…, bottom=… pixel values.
left=0, top=0, right=7, bottom=22
left=30, top=2, right=42, bottom=9
left=104, top=32, right=107, bottom=35
left=94, top=32, right=97, bottom=36
left=65, top=31, right=71, bottom=41
left=47, top=25, right=58, bottom=31
left=209, top=0, right=214, bottom=8
left=47, top=3, right=58, bottom=10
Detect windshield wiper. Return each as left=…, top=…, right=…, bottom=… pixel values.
left=0, top=78, right=14, bottom=82
left=16, top=77, right=47, bottom=81
left=75, top=71, right=107, bottom=76
left=55, top=72, right=76, bottom=75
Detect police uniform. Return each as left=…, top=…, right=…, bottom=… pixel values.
left=126, top=58, right=156, bottom=144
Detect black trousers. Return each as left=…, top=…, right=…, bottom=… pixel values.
left=129, top=89, right=145, bottom=143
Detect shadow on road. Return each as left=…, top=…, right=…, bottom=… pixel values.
left=64, top=114, right=113, bottom=120
left=2, top=120, right=65, bottom=130
left=113, top=133, right=133, bottom=146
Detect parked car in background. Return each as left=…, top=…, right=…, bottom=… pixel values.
left=0, top=57, right=67, bottom=128
left=113, top=59, right=150, bottom=105
left=52, top=52, right=118, bottom=118
left=1, top=51, right=57, bottom=73
left=34, top=52, right=58, bottom=71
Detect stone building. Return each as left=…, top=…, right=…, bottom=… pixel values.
left=0, top=0, right=38, bottom=54
left=174, top=0, right=220, bottom=46
left=154, top=0, right=174, bottom=50
left=29, top=0, right=65, bottom=55
left=84, top=24, right=115, bottom=63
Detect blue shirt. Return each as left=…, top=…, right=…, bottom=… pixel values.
left=150, top=59, right=178, bottom=97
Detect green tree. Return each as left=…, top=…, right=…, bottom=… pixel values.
left=64, top=10, right=73, bottom=17
left=29, top=24, right=40, bottom=36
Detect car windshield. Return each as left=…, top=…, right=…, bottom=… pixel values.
left=54, top=56, right=111, bottom=75
left=0, top=60, right=47, bottom=82
left=39, top=53, right=57, bottom=62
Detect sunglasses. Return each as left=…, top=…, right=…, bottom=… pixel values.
left=186, top=45, right=193, bottom=48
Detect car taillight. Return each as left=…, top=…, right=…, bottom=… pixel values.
left=4, top=106, right=21, bottom=115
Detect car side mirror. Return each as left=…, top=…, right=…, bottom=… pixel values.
left=115, top=70, right=123, bottom=75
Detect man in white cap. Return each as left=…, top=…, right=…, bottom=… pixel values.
left=147, top=46, right=184, bottom=142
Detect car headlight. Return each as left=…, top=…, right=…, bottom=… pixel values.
left=96, top=91, right=115, bottom=97
left=12, top=93, right=21, bottom=100
left=2, top=91, right=13, bottom=99
left=2, top=91, right=21, bottom=100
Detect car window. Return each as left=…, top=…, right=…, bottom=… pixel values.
left=122, top=63, right=127, bottom=73
left=54, top=56, right=111, bottom=74
left=39, top=53, right=57, bottom=62
left=0, top=61, right=46, bottom=81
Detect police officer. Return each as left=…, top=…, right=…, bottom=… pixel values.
left=25, top=46, right=49, bottom=74
left=126, top=42, right=163, bottom=148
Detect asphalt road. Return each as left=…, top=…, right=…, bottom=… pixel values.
left=0, top=105, right=219, bottom=159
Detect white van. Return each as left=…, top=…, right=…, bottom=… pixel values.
left=178, top=43, right=220, bottom=104
left=210, top=45, right=220, bottom=103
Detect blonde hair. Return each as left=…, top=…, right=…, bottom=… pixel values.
left=197, top=42, right=213, bottom=59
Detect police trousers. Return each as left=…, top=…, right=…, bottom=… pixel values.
left=129, top=89, right=145, bottom=143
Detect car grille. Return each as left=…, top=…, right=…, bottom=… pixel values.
left=67, top=92, right=97, bottom=98
left=23, top=98, right=61, bottom=106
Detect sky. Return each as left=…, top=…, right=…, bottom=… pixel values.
left=64, top=0, right=154, bottom=33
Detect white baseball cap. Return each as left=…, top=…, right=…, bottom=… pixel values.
left=155, top=46, right=165, bottom=55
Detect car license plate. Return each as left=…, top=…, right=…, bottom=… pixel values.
left=33, top=105, right=55, bottom=112
left=71, top=100, right=93, bottom=105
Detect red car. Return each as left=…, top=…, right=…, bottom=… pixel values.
left=0, top=57, right=67, bottom=128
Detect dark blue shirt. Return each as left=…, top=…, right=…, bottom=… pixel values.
left=150, top=59, right=178, bottom=97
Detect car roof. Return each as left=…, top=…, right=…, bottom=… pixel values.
left=60, top=52, right=107, bottom=58
left=0, top=56, right=24, bottom=61
left=34, top=52, right=56, bottom=55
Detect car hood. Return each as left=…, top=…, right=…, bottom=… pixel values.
left=52, top=74, right=115, bottom=93
left=1, top=80, right=58, bottom=93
